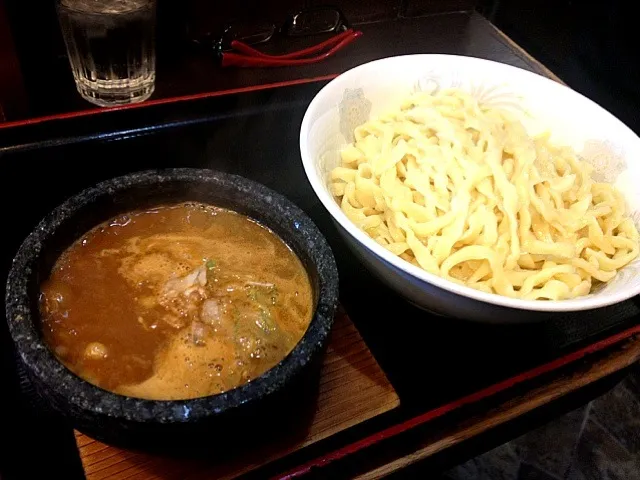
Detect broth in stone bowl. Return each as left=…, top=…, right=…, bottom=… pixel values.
left=6, top=169, right=338, bottom=447
left=41, top=202, right=314, bottom=401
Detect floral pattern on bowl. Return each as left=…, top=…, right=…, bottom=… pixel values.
left=469, top=83, right=524, bottom=114
left=630, top=211, right=640, bottom=233
left=579, top=139, right=627, bottom=183
left=339, top=88, right=371, bottom=143
left=412, top=69, right=464, bottom=94
left=412, top=71, right=524, bottom=114
left=592, top=258, right=640, bottom=294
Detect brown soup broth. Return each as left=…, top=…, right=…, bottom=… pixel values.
left=40, top=203, right=314, bottom=400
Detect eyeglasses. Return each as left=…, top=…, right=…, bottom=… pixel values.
left=219, top=6, right=350, bottom=50
left=213, top=6, right=363, bottom=68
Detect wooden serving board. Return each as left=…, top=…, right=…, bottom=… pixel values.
left=74, top=308, right=400, bottom=480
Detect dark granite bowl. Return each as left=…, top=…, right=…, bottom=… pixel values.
left=5, top=168, right=338, bottom=449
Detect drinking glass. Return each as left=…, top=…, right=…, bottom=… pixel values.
left=57, top=0, right=156, bottom=107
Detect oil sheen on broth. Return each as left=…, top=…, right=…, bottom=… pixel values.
left=40, top=203, right=314, bottom=400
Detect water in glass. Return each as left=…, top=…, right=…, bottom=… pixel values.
left=57, top=0, right=156, bottom=107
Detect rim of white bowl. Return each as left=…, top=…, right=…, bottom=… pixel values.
left=300, top=54, right=640, bottom=313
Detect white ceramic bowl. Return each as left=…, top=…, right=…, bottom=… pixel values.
left=300, top=54, right=640, bottom=322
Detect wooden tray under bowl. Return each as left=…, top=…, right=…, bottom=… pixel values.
left=74, top=308, right=400, bottom=480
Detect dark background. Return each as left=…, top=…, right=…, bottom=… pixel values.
left=0, top=0, right=476, bottom=120
left=1, top=0, right=638, bottom=130
left=480, top=0, right=640, bottom=134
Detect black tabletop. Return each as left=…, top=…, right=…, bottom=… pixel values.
left=2, top=10, right=548, bottom=122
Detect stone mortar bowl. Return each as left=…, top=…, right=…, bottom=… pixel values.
left=5, top=168, right=339, bottom=450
